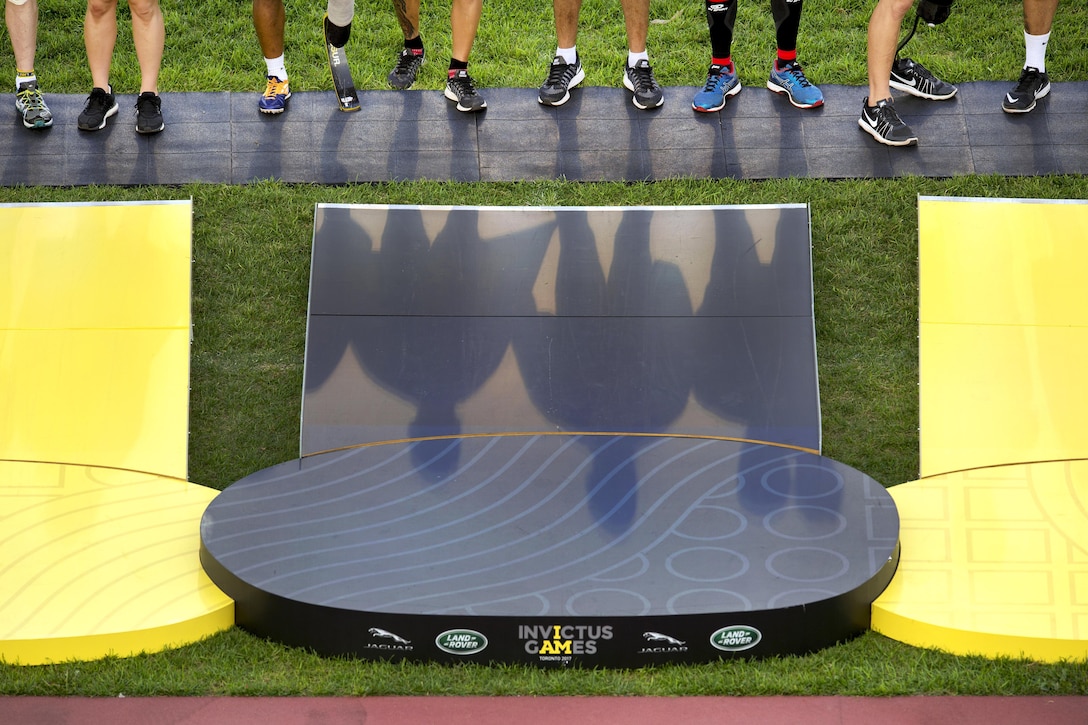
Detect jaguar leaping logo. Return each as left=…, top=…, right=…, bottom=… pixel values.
left=643, top=631, right=685, bottom=646
left=369, top=627, right=410, bottom=644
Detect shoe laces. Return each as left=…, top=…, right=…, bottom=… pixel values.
left=1015, top=67, right=1044, bottom=92
left=17, top=84, right=46, bottom=112
left=263, top=76, right=288, bottom=98
left=393, top=49, right=423, bottom=75
left=628, top=60, right=659, bottom=93
left=84, top=87, right=110, bottom=111
left=778, top=61, right=812, bottom=88
left=447, top=70, right=478, bottom=97
left=136, top=92, right=161, bottom=115
left=899, top=58, right=938, bottom=84
left=874, top=99, right=904, bottom=125
left=702, top=65, right=729, bottom=92
left=545, top=57, right=578, bottom=86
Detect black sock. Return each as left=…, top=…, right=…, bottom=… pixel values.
left=405, top=35, right=424, bottom=52
left=449, top=59, right=468, bottom=73
left=324, top=17, right=351, bottom=48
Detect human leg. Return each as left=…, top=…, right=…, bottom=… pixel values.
left=1003, top=0, right=1059, bottom=113
left=253, top=0, right=289, bottom=112
left=767, top=0, right=823, bottom=108
left=79, top=0, right=119, bottom=130
left=388, top=0, right=424, bottom=88
left=128, top=0, right=164, bottom=132
left=7, top=0, right=52, bottom=128
left=692, top=0, right=740, bottom=112
left=620, top=0, right=662, bottom=109
left=443, top=0, right=486, bottom=111
left=860, top=0, right=917, bottom=146
left=538, top=0, right=584, bottom=106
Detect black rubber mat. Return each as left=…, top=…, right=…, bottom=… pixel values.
left=3, top=82, right=1085, bottom=186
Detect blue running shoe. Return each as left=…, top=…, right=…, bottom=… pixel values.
left=692, top=63, right=741, bottom=113
left=767, top=60, right=824, bottom=109
left=258, top=75, right=291, bottom=114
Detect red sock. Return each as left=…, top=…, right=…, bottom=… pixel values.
left=712, top=56, right=733, bottom=71
left=777, top=50, right=797, bottom=69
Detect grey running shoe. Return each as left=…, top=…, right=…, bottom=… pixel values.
left=890, top=57, right=957, bottom=101
left=444, top=69, right=487, bottom=112
left=859, top=97, right=918, bottom=147
left=77, top=86, right=118, bottom=131
left=1002, top=66, right=1050, bottom=114
left=15, top=80, right=52, bottom=129
left=623, top=59, right=663, bottom=110
left=389, top=48, right=425, bottom=90
left=135, top=91, right=164, bottom=134
left=538, top=55, right=585, bottom=106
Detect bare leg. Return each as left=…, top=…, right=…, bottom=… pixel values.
left=866, top=0, right=914, bottom=102
left=393, top=0, right=420, bottom=40
left=6, top=0, right=38, bottom=70
left=552, top=0, right=581, bottom=48
left=450, top=0, right=481, bottom=62
left=620, top=0, right=648, bottom=54
left=128, top=0, right=164, bottom=94
left=252, top=0, right=285, bottom=58
left=84, top=0, right=118, bottom=90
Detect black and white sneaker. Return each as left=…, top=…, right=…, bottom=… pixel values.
left=77, top=86, right=118, bottom=131
left=135, top=91, right=164, bottom=134
left=444, top=69, right=487, bottom=112
left=538, top=55, right=585, bottom=106
left=859, top=97, right=918, bottom=147
left=890, top=57, right=957, bottom=101
left=1002, top=66, right=1050, bottom=114
left=388, top=47, right=425, bottom=90
left=623, top=59, right=663, bottom=110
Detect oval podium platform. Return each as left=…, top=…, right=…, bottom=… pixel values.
left=201, top=434, right=899, bottom=667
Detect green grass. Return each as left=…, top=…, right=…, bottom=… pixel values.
left=1, top=0, right=1087, bottom=699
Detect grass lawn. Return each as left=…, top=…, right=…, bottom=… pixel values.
left=1, top=0, right=1086, bottom=698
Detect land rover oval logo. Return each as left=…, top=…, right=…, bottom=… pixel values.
left=435, top=629, right=488, bottom=655
left=710, top=625, right=762, bottom=652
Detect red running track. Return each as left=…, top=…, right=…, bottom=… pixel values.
left=2, top=696, right=1086, bottom=724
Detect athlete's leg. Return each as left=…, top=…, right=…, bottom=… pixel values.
left=127, top=0, right=163, bottom=94
left=84, top=0, right=118, bottom=90
left=866, top=0, right=914, bottom=102
left=451, top=0, right=481, bottom=63
left=620, top=0, right=648, bottom=55
left=6, top=0, right=38, bottom=71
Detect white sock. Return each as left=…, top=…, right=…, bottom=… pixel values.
left=627, top=50, right=649, bottom=68
left=265, top=55, right=288, bottom=81
left=16, top=72, right=36, bottom=89
left=556, top=46, right=577, bottom=65
left=1024, top=31, right=1050, bottom=72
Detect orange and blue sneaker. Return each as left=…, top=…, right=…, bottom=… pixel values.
left=258, top=75, right=290, bottom=115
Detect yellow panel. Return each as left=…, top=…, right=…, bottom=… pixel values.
left=0, top=329, right=190, bottom=478
left=0, top=202, right=191, bottom=330
left=919, top=197, right=1088, bottom=476
left=872, top=462, right=1088, bottom=663
left=0, top=462, right=233, bottom=665
left=0, top=201, right=191, bottom=479
left=919, top=198, right=1088, bottom=328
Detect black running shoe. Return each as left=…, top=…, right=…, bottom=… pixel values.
left=77, top=86, right=118, bottom=131
left=444, top=69, right=486, bottom=112
left=538, top=55, right=585, bottom=106
left=1002, top=66, right=1050, bottom=114
left=135, top=91, right=164, bottom=134
left=623, top=59, right=663, bottom=110
left=890, top=57, right=957, bottom=101
left=388, top=47, right=425, bottom=90
left=858, top=97, right=918, bottom=147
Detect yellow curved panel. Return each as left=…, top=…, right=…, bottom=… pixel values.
left=873, top=461, right=1088, bottom=663
left=0, top=461, right=233, bottom=665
